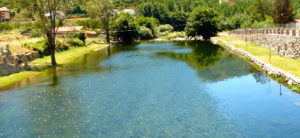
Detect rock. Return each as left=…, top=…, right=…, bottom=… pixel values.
left=287, top=80, right=294, bottom=85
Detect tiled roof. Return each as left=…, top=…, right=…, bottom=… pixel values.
left=0, top=7, right=9, bottom=12
left=56, top=26, right=84, bottom=32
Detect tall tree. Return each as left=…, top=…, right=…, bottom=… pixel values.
left=274, top=0, right=294, bottom=25
left=185, top=7, right=219, bottom=40
left=85, top=0, right=114, bottom=44
left=33, top=0, right=75, bottom=66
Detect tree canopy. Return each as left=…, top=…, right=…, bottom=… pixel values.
left=185, top=7, right=219, bottom=40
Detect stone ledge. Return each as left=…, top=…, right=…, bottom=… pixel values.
left=212, top=38, right=300, bottom=85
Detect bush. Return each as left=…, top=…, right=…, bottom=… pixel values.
left=22, top=39, right=48, bottom=55
left=56, top=40, right=70, bottom=52
left=156, top=24, right=174, bottom=33
left=165, top=32, right=186, bottom=40
left=138, top=26, right=154, bottom=39
left=22, top=38, right=85, bottom=56
left=67, top=38, right=85, bottom=47
left=135, top=17, right=160, bottom=29
left=0, top=22, right=13, bottom=32
left=74, top=32, right=86, bottom=43
left=155, top=24, right=174, bottom=38
left=20, top=22, right=43, bottom=38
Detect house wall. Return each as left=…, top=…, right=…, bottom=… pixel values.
left=0, top=11, right=10, bottom=22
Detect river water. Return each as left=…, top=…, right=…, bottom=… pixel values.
left=1, top=41, right=300, bottom=137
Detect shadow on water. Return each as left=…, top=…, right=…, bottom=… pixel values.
left=0, top=45, right=131, bottom=92
left=157, top=41, right=259, bottom=82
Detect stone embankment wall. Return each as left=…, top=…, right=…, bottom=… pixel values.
left=212, top=38, right=300, bottom=85
left=229, top=28, right=300, bottom=59
left=0, top=45, right=39, bottom=76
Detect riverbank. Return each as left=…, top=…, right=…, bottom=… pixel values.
left=212, top=36, right=300, bottom=92
left=0, top=44, right=108, bottom=88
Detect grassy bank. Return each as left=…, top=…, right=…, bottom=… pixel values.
left=0, top=44, right=107, bottom=89
left=215, top=36, right=300, bottom=92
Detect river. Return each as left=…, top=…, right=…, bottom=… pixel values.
left=0, top=41, right=300, bottom=137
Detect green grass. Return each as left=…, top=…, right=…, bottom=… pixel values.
left=0, top=44, right=107, bottom=88
left=30, top=44, right=107, bottom=70
left=0, top=71, right=39, bottom=88
left=216, top=36, right=300, bottom=92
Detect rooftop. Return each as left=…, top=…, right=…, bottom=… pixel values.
left=0, top=7, right=9, bottom=12
left=56, top=26, right=85, bottom=33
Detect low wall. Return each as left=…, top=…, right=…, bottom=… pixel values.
left=229, top=28, right=300, bottom=59
left=212, top=38, right=300, bottom=86
left=0, top=45, right=39, bottom=76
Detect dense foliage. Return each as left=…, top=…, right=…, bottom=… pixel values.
left=112, top=13, right=138, bottom=43
left=1, top=0, right=299, bottom=44
left=274, top=0, right=294, bottom=24
left=185, top=7, right=219, bottom=40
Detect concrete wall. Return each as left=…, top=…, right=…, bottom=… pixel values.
left=0, top=45, right=39, bottom=76
left=229, top=28, right=300, bottom=59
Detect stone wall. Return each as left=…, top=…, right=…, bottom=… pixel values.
left=212, top=38, right=300, bottom=85
left=0, top=45, right=39, bottom=76
left=229, top=28, right=300, bottom=59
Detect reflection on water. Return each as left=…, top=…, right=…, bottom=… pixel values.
left=157, top=41, right=258, bottom=82
left=0, top=41, right=300, bottom=137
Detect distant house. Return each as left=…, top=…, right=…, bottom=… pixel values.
left=286, top=20, right=300, bottom=29
left=0, top=7, right=10, bottom=22
left=45, top=11, right=65, bottom=20
left=114, top=9, right=136, bottom=17
left=219, top=0, right=234, bottom=4
left=55, top=26, right=85, bottom=37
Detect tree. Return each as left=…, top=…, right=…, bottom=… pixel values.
left=85, top=0, right=114, bottom=44
left=139, top=2, right=169, bottom=24
left=112, top=13, right=138, bottom=43
left=249, top=0, right=273, bottom=22
left=33, top=0, right=75, bottom=66
left=274, top=0, right=294, bottom=25
left=168, top=11, right=188, bottom=31
left=185, top=7, right=219, bottom=40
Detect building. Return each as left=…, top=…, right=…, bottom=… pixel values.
left=45, top=11, right=65, bottom=20
left=219, top=0, right=234, bottom=4
left=114, top=9, right=136, bottom=17
left=286, top=19, right=300, bottom=29
left=55, top=26, right=85, bottom=37
left=0, top=7, right=10, bottom=22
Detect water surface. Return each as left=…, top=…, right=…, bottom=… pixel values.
left=1, top=41, right=300, bottom=137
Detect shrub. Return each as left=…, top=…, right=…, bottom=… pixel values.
left=0, top=22, right=13, bottom=32
left=67, top=38, right=85, bottom=47
left=165, top=32, right=186, bottom=40
left=56, top=40, right=70, bottom=52
left=22, top=39, right=48, bottom=55
left=138, top=26, right=154, bottom=39
left=74, top=32, right=86, bottom=43
left=156, top=24, right=174, bottom=33
left=135, top=17, right=160, bottom=29
left=155, top=24, right=174, bottom=38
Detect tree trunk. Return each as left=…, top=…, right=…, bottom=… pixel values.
left=105, top=20, right=110, bottom=44
left=106, top=30, right=110, bottom=44
left=50, top=11, right=57, bottom=67
left=47, top=32, right=57, bottom=67
left=50, top=37, right=57, bottom=66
